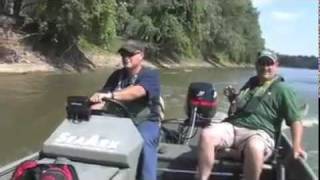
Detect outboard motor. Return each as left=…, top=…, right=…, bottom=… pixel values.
left=177, top=82, right=218, bottom=144
left=185, top=82, right=218, bottom=127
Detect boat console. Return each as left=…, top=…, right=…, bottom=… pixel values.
left=41, top=97, right=143, bottom=180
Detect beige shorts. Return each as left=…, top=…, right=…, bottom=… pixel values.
left=204, top=122, right=275, bottom=160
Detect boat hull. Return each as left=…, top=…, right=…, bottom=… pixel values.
left=0, top=134, right=317, bottom=180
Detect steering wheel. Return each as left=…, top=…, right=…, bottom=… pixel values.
left=98, top=98, right=132, bottom=119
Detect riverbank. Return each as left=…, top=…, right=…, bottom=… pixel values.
left=0, top=54, right=253, bottom=74
left=0, top=45, right=252, bottom=74
left=0, top=49, right=232, bottom=74
left=0, top=31, right=254, bottom=74
left=2, top=36, right=311, bottom=74
left=0, top=35, right=154, bottom=73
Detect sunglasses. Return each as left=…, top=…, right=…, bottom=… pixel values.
left=257, top=57, right=276, bottom=66
left=120, top=51, right=140, bottom=58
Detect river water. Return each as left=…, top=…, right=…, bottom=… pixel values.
left=0, top=67, right=318, bottom=175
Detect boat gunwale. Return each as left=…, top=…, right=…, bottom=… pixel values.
left=0, top=152, right=39, bottom=177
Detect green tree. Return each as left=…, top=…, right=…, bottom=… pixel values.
left=86, top=0, right=117, bottom=48
left=13, top=0, right=264, bottom=66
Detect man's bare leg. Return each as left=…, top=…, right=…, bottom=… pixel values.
left=243, top=137, right=266, bottom=180
left=197, top=128, right=218, bottom=180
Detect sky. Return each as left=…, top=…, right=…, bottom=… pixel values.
left=251, top=0, right=318, bottom=56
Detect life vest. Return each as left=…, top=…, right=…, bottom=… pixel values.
left=232, top=76, right=284, bottom=115
left=111, top=68, right=164, bottom=123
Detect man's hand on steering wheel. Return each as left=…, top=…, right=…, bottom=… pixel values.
left=90, top=92, right=113, bottom=103
left=90, top=92, right=131, bottom=118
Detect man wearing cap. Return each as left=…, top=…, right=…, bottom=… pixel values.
left=90, top=40, right=161, bottom=180
left=197, top=50, right=306, bottom=180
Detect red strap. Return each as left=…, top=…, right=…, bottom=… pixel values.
left=62, top=164, right=73, bottom=180
left=12, top=160, right=38, bottom=180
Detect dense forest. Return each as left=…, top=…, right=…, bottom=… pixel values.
left=278, top=54, right=318, bottom=69
left=2, top=0, right=265, bottom=67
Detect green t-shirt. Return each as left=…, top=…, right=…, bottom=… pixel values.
left=230, top=77, right=303, bottom=138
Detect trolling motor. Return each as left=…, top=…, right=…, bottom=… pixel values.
left=180, top=82, right=218, bottom=144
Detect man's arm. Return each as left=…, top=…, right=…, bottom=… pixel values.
left=113, top=85, right=146, bottom=101
left=91, top=68, right=159, bottom=103
left=290, top=121, right=307, bottom=159
left=90, top=85, right=146, bottom=102
left=90, top=70, right=120, bottom=103
left=112, top=68, right=159, bottom=101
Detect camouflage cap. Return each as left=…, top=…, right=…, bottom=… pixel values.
left=257, top=50, right=278, bottom=63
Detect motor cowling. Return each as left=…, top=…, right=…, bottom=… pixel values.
left=185, top=82, right=218, bottom=127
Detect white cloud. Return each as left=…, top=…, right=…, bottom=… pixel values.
left=251, top=0, right=274, bottom=8
left=271, top=11, right=302, bottom=22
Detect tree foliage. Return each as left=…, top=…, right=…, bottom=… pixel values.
left=115, top=0, right=264, bottom=63
left=2, top=0, right=265, bottom=65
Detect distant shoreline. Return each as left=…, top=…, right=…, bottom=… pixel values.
left=0, top=59, right=315, bottom=74
left=0, top=53, right=316, bottom=74
left=0, top=37, right=316, bottom=74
